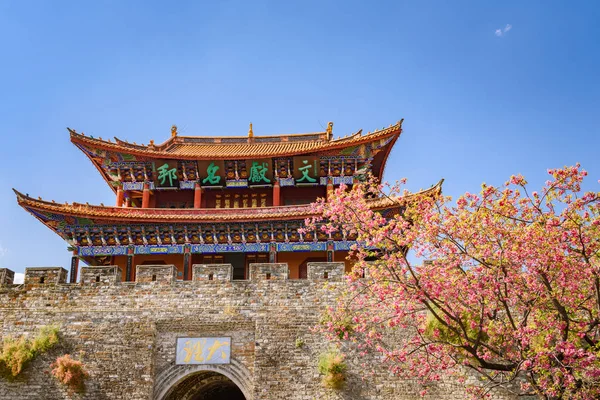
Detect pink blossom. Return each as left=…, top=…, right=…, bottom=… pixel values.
left=307, top=166, right=600, bottom=400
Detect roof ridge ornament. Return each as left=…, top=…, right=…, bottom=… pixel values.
left=248, top=123, right=254, bottom=138
left=171, top=125, right=178, bottom=137
left=326, top=122, right=333, bottom=140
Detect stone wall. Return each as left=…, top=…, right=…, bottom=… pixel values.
left=23, top=267, right=67, bottom=285
left=192, top=264, right=233, bottom=281
left=136, top=265, right=177, bottom=284
left=0, top=263, right=517, bottom=400
left=248, top=263, right=288, bottom=281
left=306, top=262, right=344, bottom=281
left=0, top=268, right=14, bottom=285
left=80, top=266, right=122, bottom=285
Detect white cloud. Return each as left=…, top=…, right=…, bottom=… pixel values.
left=495, top=24, right=512, bottom=37
left=14, top=273, right=24, bottom=284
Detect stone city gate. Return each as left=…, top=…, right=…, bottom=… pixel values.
left=0, top=263, right=518, bottom=399
left=154, top=363, right=251, bottom=400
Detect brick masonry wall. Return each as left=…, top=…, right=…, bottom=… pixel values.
left=80, top=266, right=122, bottom=285
left=192, top=264, right=232, bottom=281
left=0, top=263, right=518, bottom=400
left=136, top=265, right=177, bottom=284
left=306, top=262, right=344, bottom=281
left=0, top=269, right=14, bottom=285
left=23, top=267, right=67, bottom=285
left=249, top=263, right=288, bottom=281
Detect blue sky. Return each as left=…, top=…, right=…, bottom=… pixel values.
left=0, top=1, right=599, bottom=278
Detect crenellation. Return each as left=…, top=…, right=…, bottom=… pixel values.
left=80, top=265, right=122, bottom=285
left=306, top=262, right=344, bottom=281
left=136, top=264, right=177, bottom=284
left=0, top=268, right=14, bottom=285
left=0, top=267, right=518, bottom=399
left=192, top=263, right=233, bottom=281
left=23, top=266, right=67, bottom=285
left=249, top=263, right=288, bottom=281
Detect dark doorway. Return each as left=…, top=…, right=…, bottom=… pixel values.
left=164, top=371, right=245, bottom=400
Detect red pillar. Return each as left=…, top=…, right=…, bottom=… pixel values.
left=326, top=178, right=334, bottom=201
left=273, top=179, right=281, bottom=206
left=194, top=182, right=202, bottom=208
left=116, top=186, right=124, bottom=207
left=129, top=255, right=135, bottom=281
left=142, top=183, right=150, bottom=208
left=125, top=196, right=131, bottom=208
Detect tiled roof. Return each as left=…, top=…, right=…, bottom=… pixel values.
left=13, top=182, right=442, bottom=225
left=68, top=121, right=403, bottom=160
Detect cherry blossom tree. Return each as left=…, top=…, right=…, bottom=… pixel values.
left=306, top=165, right=600, bottom=399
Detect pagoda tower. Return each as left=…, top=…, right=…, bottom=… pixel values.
left=14, top=120, right=425, bottom=283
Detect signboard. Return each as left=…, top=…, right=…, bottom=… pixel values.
left=277, top=242, right=327, bottom=252
left=70, top=256, right=78, bottom=283
left=198, top=161, right=225, bottom=187
left=247, top=159, right=273, bottom=185
left=154, top=160, right=179, bottom=188
left=191, top=243, right=269, bottom=253
left=134, top=245, right=183, bottom=255
left=292, top=157, right=319, bottom=184
left=176, top=337, right=231, bottom=365
left=126, top=255, right=133, bottom=282
left=226, top=179, right=248, bottom=188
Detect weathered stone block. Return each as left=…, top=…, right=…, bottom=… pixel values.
left=24, top=267, right=67, bottom=285
left=192, top=264, right=232, bottom=281
left=80, top=266, right=122, bottom=285
left=249, top=263, right=288, bottom=280
left=136, top=264, right=176, bottom=284
left=0, top=268, right=14, bottom=285
left=307, top=262, right=344, bottom=281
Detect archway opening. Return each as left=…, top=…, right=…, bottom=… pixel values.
left=164, top=370, right=246, bottom=400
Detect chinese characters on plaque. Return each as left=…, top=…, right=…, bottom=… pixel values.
left=157, top=159, right=324, bottom=188
left=198, top=161, right=226, bottom=187
left=176, top=337, right=231, bottom=365
left=292, top=156, right=318, bottom=183
left=247, top=159, right=273, bottom=185
left=154, top=161, right=179, bottom=188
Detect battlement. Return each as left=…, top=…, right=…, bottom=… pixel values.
left=0, top=268, right=14, bottom=284
left=80, top=265, right=122, bottom=284
left=0, top=262, right=515, bottom=400
left=24, top=266, right=67, bottom=285
left=0, top=263, right=345, bottom=289
left=193, top=264, right=233, bottom=281
left=136, top=264, right=178, bottom=284
left=249, top=263, right=289, bottom=280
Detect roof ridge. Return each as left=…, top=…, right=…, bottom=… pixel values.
left=68, top=119, right=403, bottom=150
left=15, top=180, right=441, bottom=222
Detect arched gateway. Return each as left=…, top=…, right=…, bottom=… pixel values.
left=154, top=363, right=253, bottom=400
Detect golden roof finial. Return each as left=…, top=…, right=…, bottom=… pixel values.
left=248, top=123, right=254, bottom=138
left=171, top=125, right=178, bottom=137
left=149, top=139, right=155, bottom=147
left=326, top=121, right=333, bottom=140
